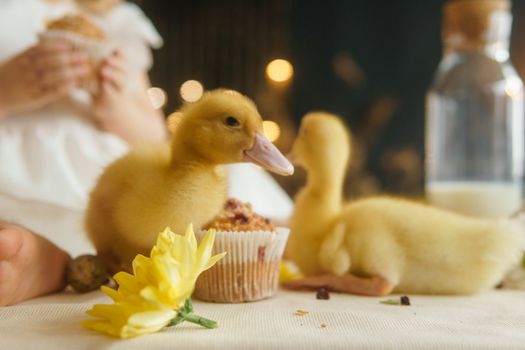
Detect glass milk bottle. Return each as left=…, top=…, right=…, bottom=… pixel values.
left=426, top=0, right=524, bottom=218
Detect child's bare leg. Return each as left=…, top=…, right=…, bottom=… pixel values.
left=0, top=221, right=71, bottom=306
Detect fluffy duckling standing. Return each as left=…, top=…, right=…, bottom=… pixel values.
left=86, top=89, right=293, bottom=271
left=284, top=112, right=524, bottom=296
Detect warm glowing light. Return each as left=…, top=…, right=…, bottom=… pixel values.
left=262, top=120, right=281, bottom=143
left=167, top=112, right=184, bottom=133
left=147, top=87, right=167, bottom=109
left=266, top=59, right=293, bottom=83
left=505, top=78, right=523, bottom=98
left=180, top=80, right=204, bottom=102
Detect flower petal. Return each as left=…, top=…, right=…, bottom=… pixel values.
left=202, top=252, right=227, bottom=271
left=114, top=272, right=143, bottom=295
left=194, top=229, right=217, bottom=272
left=128, top=309, right=175, bottom=329
left=82, top=319, right=123, bottom=338
left=184, top=223, right=197, bottom=254
left=100, top=286, right=120, bottom=302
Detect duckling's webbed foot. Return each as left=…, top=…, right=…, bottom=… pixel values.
left=282, top=273, right=394, bottom=296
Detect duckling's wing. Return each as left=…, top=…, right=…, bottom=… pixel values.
left=318, top=222, right=350, bottom=275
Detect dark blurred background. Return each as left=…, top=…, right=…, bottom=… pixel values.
left=132, top=0, right=525, bottom=198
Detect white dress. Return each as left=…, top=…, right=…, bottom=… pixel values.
left=0, top=0, right=292, bottom=255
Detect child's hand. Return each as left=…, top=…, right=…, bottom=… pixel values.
left=0, top=41, right=89, bottom=117
left=91, top=50, right=133, bottom=125
left=91, top=50, right=166, bottom=143
left=99, top=49, right=128, bottom=96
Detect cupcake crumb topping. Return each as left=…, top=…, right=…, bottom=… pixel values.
left=47, top=15, right=105, bottom=39
left=203, top=198, right=276, bottom=232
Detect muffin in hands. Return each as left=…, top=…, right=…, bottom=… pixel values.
left=40, top=15, right=113, bottom=93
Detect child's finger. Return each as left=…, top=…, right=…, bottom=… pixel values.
left=34, top=51, right=88, bottom=72
left=101, top=64, right=126, bottom=92
left=39, top=64, right=88, bottom=89
left=100, top=78, right=119, bottom=97
left=27, top=41, right=72, bottom=57
left=103, top=54, right=126, bottom=75
left=35, top=79, right=77, bottom=103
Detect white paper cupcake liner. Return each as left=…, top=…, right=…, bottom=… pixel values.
left=194, top=227, right=289, bottom=303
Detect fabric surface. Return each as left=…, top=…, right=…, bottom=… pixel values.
left=0, top=289, right=524, bottom=350
left=0, top=192, right=94, bottom=256
left=0, top=110, right=129, bottom=211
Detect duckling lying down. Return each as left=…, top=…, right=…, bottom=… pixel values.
left=284, top=112, right=524, bottom=296
left=86, top=90, right=293, bottom=272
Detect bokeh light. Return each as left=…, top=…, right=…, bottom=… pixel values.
left=147, top=87, right=167, bottom=109
left=180, top=80, right=204, bottom=102
left=262, top=120, right=281, bottom=143
left=266, top=59, right=294, bottom=83
left=505, top=77, right=522, bottom=98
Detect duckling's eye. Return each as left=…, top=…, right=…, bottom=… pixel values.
left=224, top=116, right=241, bottom=127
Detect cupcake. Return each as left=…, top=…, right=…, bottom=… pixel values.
left=194, top=198, right=289, bottom=303
left=46, top=15, right=106, bottom=40
left=75, top=0, right=122, bottom=14
left=40, top=15, right=113, bottom=93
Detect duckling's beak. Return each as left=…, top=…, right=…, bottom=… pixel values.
left=243, top=133, right=294, bottom=176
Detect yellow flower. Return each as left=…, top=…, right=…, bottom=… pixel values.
left=82, top=224, right=226, bottom=338
left=279, top=259, right=303, bottom=283
left=83, top=297, right=176, bottom=338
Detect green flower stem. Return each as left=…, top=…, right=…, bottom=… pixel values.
left=183, top=313, right=218, bottom=329
left=167, top=314, right=185, bottom=327
left=167, top=299, right=218, bottom=329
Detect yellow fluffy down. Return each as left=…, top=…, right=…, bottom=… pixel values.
left=335, top=197, right=523, bottom=294
left=286, top=112, right=524, bottom=295
left=85, top=89, right=265, bottom=271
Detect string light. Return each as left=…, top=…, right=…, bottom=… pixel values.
left=262, top=120, right=281, bottom=142
left=147, top=87, right=167, bottom=109
left=266, top=59, right=293, bottom=83
left=180, top=80, right=204, bottom=102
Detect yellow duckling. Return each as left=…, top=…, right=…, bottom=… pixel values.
left=86, top=89, right=293, bottom=271
left=284, top=112, right=524, bottom=296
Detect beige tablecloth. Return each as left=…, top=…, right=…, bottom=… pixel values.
left=1, top=289, right=524, bottom=350
left=1, top=194, right=524, bottom=349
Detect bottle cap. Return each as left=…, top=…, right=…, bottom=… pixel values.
left=443, top=0, right=511, bottom=49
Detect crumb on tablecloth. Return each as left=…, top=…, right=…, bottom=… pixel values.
left=380, top=295, right=411, bottom=306
left=316, top=288, right=330, bottom=300
left=294, top=309, right=309, bottom=316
